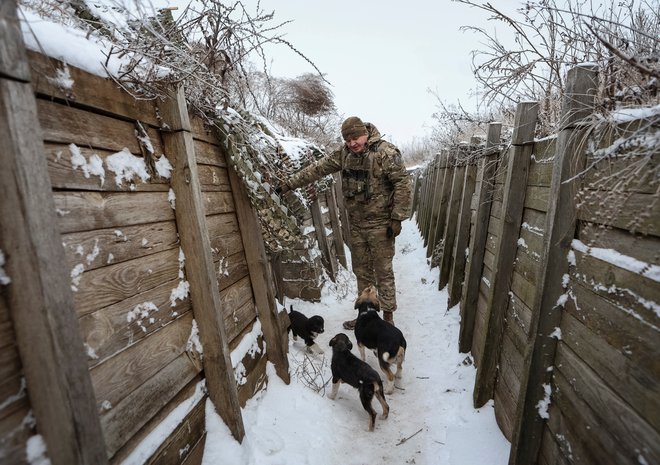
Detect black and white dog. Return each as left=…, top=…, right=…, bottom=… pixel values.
left=354, top=285, right=407, bottom=394
left=287, top=305, right=324, bottom=353
left=328, top=333, right=389, bottom=432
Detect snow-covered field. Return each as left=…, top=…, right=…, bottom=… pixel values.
left=203, top=217, right=510, bottom=465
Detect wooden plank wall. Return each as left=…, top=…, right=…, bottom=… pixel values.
left=416, top=64, right=659, bottom=464
left=0, top=48, right=289, bottom=464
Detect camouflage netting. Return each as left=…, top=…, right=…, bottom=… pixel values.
left=212, top=107, right=335, bottom=253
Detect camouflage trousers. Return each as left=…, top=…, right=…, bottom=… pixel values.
left=349, top=224, right=397, bottom=313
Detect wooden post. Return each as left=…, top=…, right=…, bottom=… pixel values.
left=424, top=155, right=442, bottom=252
left=422, top=157, right=438, bottom=246
left=428, top=151, right=453, bottom=259
left=448, top=150, right=478, bottom=308
left=439, top=157, right=466, bottom=288
left=310, top=198, right=337, bottom=280
left=509, top=65, right=598, bottom=465
left=473, top=102, right=539, bottom=408
left=459, top=123, right=501, bottom=353
left=325, top=186, right=348, bottom=268
left=160, top=87, right=245, bottom=441
left=226, top=163, right=290, bottom=384
left=0, top=3, right=108, bottom=462
left=418, top=166, right=431, bottom=236
left=332, top=173, right=351, bottom=247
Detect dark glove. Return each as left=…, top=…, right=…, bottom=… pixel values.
left=386, top=219, right=402, bottom=238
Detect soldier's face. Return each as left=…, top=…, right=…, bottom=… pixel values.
left=345, top=134, right=369, bottom=154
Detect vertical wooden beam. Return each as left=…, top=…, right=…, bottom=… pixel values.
left=428, top=152, right=453, bottom=259
left=448, top=156, right=478, bottom=308
left=509, top=65, right=598, bottom=465
left=418, top=166, right=431, bottom=235
left=473, top=102, right=539, bottom=407
left=326, top=186, right=348, bottom=268
left=459, top=123, right=501, bottom=353
left=332, top=173, right=351, bottom=247
left=226, top=162, right=290, bottom=384
left=439, top=160, right=466, bottom=288
left=421, top=158, right=436, bottom=245
left=160, top=87, right=244, bottom=441
left=0, top=4, right=108, bottom=463
left=310, top=198, right=337, bottom=281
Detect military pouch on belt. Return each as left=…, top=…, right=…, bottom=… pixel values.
left=342, top=169, right=370, bottom=199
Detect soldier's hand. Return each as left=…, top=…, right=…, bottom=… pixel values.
left=387, top=219, right=402, bottom=238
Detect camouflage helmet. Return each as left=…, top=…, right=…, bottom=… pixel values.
left=341, top=116, right=368, bottom=141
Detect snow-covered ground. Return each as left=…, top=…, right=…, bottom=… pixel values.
left=203, top=217, right=510, bottom=465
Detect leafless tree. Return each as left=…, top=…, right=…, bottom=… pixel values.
left=452, top=0, right=659, bottom=134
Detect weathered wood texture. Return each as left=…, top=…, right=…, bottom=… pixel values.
left=439, top=161, right=466, bottom=288
left=473, top=101, right=539, bottom=409
left=1, top=6, right=108, bottom=463
left=3, top=44, right=310, bottom=464
left=459, top=123, right=502, bottom=353
left=510, top=65, right=600, bottom=465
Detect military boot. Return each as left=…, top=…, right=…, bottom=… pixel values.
left=383, top=311, right=394, bottom=326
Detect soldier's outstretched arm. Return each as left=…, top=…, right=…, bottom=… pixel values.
left=286, top=149, right=343, bottom=191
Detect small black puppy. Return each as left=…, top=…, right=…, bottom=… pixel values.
left=354, top=286, right=407, bottom=394
left=328, top=333, right=389, bottom=432
left=288, top=305, right=325, bottom=353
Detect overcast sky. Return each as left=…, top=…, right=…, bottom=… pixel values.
left=235, top=0, right=522, bottom=147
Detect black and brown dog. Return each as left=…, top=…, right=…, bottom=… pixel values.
left=328, top=333, right=389, bottom=432
left=287, top=305, right=325, bottom=353
left=354, top=285, right=407, bottom=394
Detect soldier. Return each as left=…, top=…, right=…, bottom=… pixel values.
left=279, top=116, right=412, bottom=328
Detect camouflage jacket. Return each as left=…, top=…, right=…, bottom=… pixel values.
left=287, top=123, right=412, bottom=228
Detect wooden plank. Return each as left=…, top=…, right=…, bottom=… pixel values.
left=582, top=154, right=657, bottom=194
left=226, top=156, right=290, bottom=383
left=45, top=143, right=171, bottom=192
left=54, top=191, right=174, bottom=234
left=524, top=185, right=550, bottom=212
left=190, top=115, right=217, bottom=144
left=561, top=307, right=659, bottom=431
left=73, top=247, right=181, bottom=317
left=79, top=278, right=192, bottom=368
left=181, top=433, right=206, bottom=465
left=110, top=377, right=202, bottom=464
left=91, top=312, right=194, bottom=410
left=572, top=249, right=660, bottom=321
left=28, top=50, right=161, bottom=126
left=162, top=86, right=244, bottom=440
left=428, top=153, right=452, bottom=257
left=473, top=101, right=539, bottom=408
left=0, top=399, right=33, bottom=465
left=513, top=248, right=540, bottom=287
left=459, top=123, right=502, bottom=353
left=577, top=190, right=660, bottom=237
left=578, top=223, right=660, bottom=266
left=224, top=300, right=258, bottom=344
left=202, top=191, right=236, bottom=216
left=0, top=1, right=30, bottom=81
left=448, top=161, right=477, bottom=307
left=62, top=220, right=179, bottom=273
left=0, top=5, right=108, bottom=461
left=555, top=344, right=660, bottom=464
left=215, top=252, right=250, bottom=292
left=311, top=198, right=337, bottom=280
left=538, top=428, right=570, bottom=465
left=198, top=164, right=231, bottom=191
left=144, top=397, right=206, bottom=465
left=101, top=352, right=200, bottom=457
left=37, top=98, right=164, bottom=155
left=510, top=64, right=599, bottom=465
left=237, top=352, right=268, bottom=407
left=194, top=139, right=227, bottom=167
left=439, top=164, right=466, bottom=288
left=332, top=173, right=351, bottom=246
left=325, top=188, right=348, bottom=268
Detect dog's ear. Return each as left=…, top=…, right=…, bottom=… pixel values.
left=347, top=339, right=353, bottom=350
left=354, top=296, right=362, bottom=309
left=329, top=336, right=336, bottom=347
